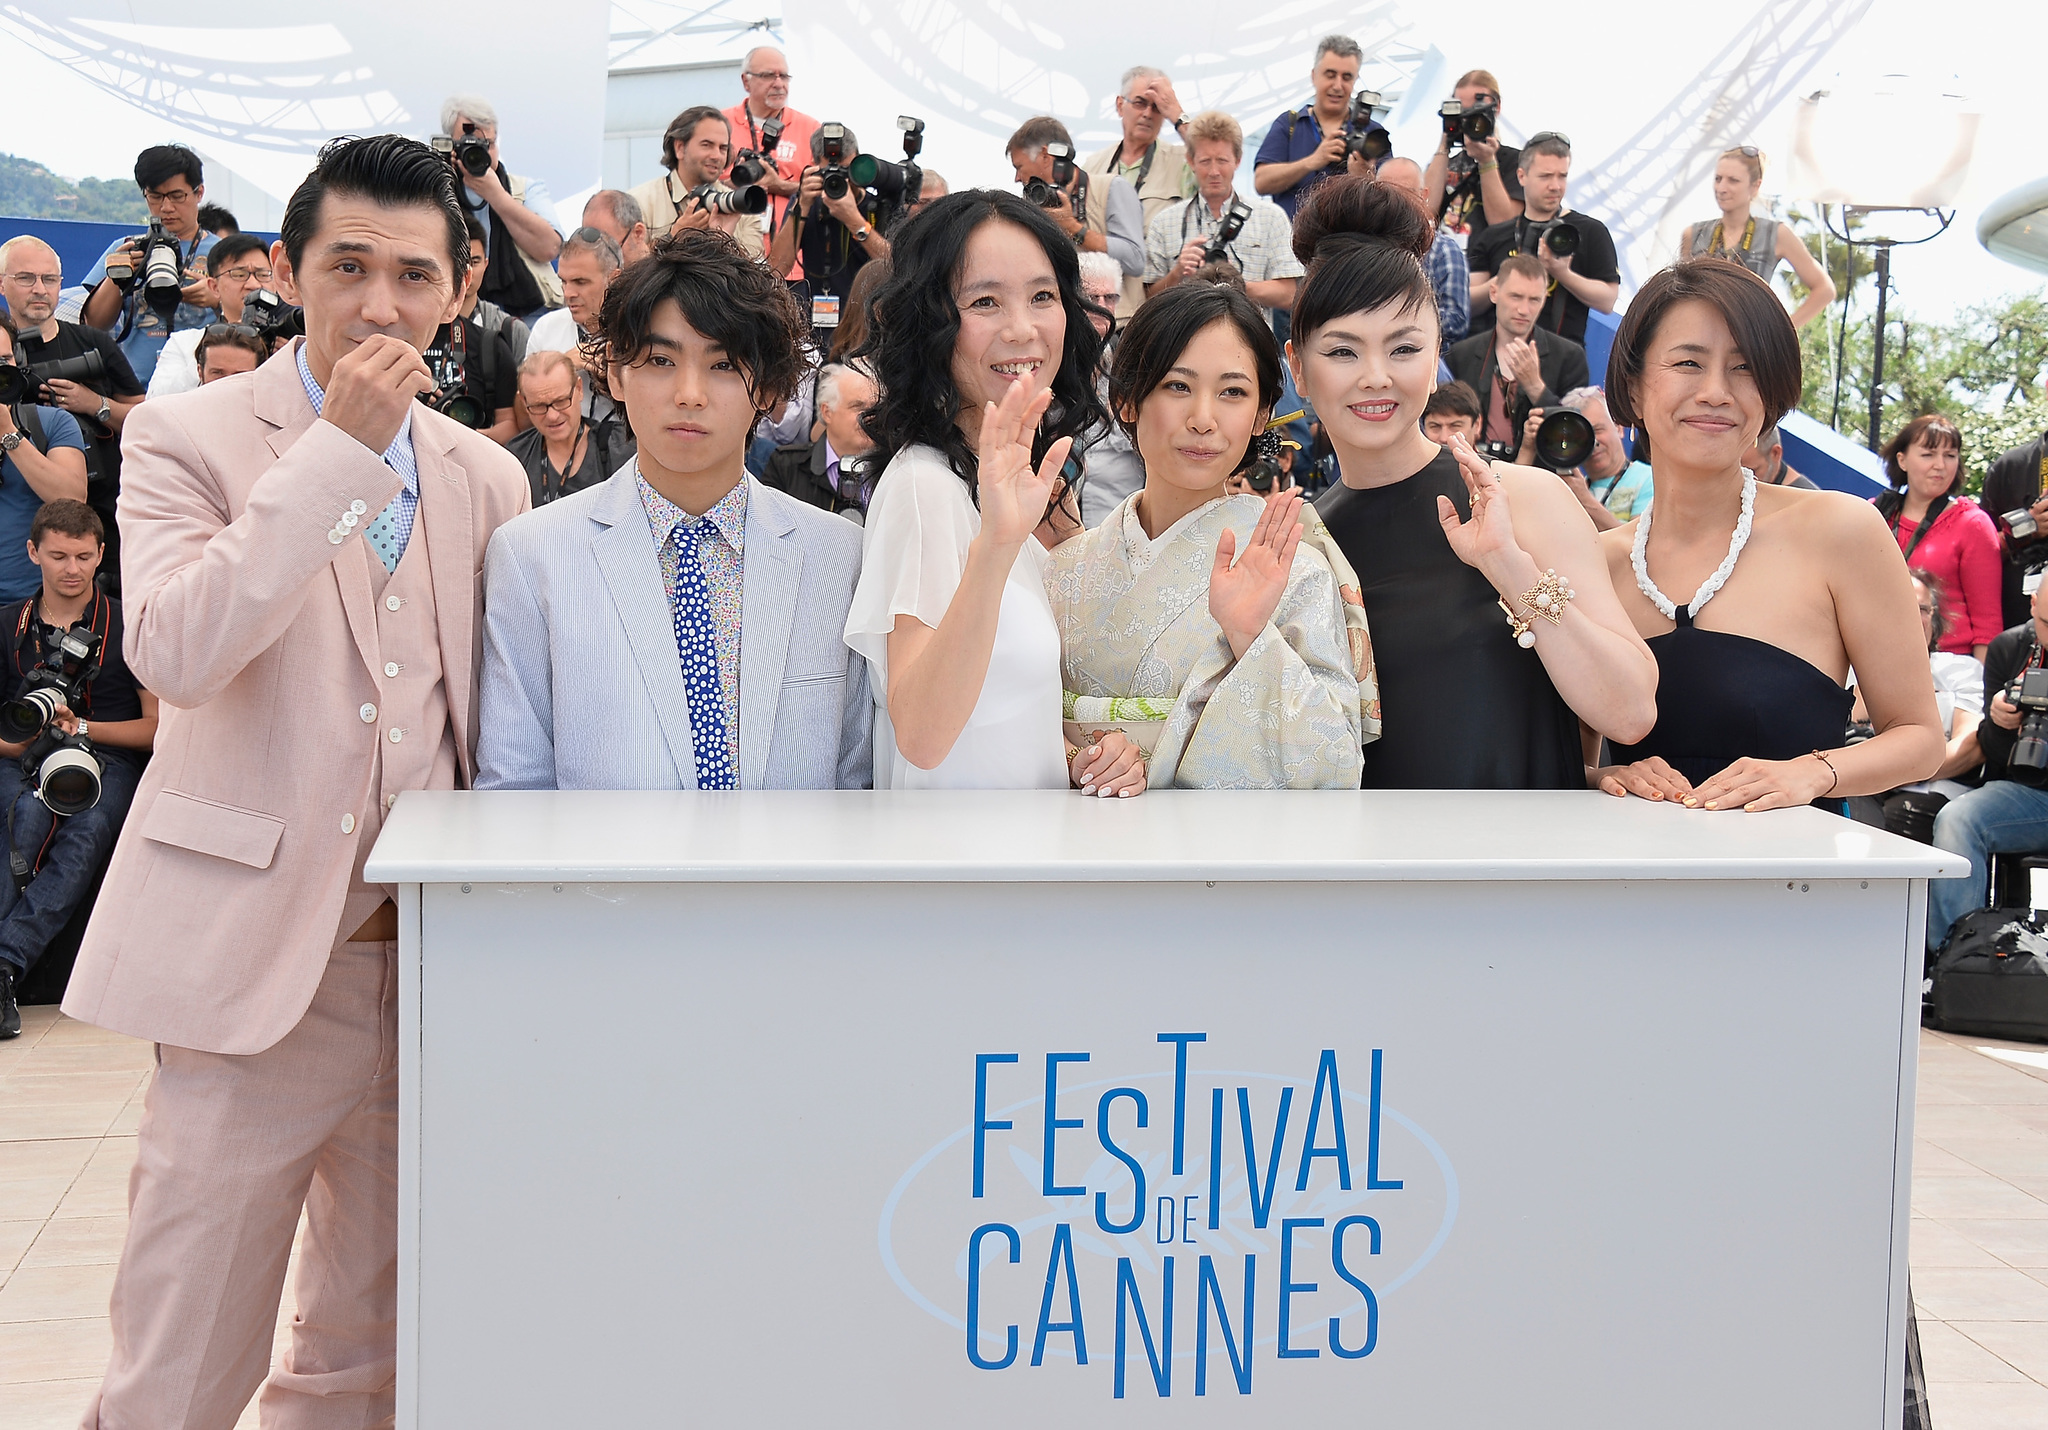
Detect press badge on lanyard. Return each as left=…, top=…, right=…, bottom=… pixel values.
left=812, top=294, right=842, bottom=328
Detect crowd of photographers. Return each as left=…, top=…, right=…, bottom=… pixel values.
left=0, top=33, right=2044, bottom=1035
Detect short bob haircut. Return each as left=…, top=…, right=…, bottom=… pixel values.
left=585, top=227, right=808, bottom=414
left=1288, top=174, right=1438, bottom=347
left=1603, top=256, right=1802, bottom=440
left=1107, top=282, right=1283, bottom=477
left=855, top=188, right=1106, bottom=501
left=1881, top=412, right=1964, bottom=493
left=280, top=134, right=470, bottom=286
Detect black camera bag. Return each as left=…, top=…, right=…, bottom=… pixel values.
left=1926, top=907, right=2048, bottom=1042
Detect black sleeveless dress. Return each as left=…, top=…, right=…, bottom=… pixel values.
left=1608, top=603, right=1853, bottom=786
left=1315, top=448, right=1585, bottom=789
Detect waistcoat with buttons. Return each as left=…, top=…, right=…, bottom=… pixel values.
left=337, top=523, right=460, bottom=941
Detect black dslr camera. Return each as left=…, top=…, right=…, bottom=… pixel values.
left=730, top=116, right=784, bottom=186
left=850, top=116, right=927, bottom=222
left=241, top=289, right=305, bottom=345
left=687, top=183, right=768, bottom=216
left=0, top=349, right=106, bottom=406
left=433, top=122, right=493, bottom=179
left=105, top=220, right=186, bottom=317
left=1202, top=204, right=1248, bottom=264
left=1339, top=90, right=1390, bottom=168
left=2, top=622, right=104, bottom=817
left=1023, top=142, right=1087, bottom=214
left=1529, top=408, right=1596, bottom=472
left=421, top=326, right=488, bottom=429
left=1439, top=97, right=1498, bottom=147
left=2009, top=667, right=2048, bottom=773
left=818, top=123, right=855, bottom=200
left=1536, top=219, right=1579, bottom=260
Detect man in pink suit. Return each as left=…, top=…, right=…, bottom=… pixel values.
left=64, top=134, right=530, bottom=1427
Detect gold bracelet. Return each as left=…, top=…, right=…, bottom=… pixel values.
left=1498, top=599, right=1535, bottom=649
left=1519, top=568, right=1575, bottom=624
left=1810, top=749, right=1839, bottom=796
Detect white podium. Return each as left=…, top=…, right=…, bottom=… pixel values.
left=366, top=790, right=1962, bottom=1428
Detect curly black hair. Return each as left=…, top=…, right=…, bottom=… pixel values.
left=584, top=227, right=809, bottom=413
left=854, top=188, right=1107, bottom=502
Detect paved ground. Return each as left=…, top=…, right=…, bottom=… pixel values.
left=4, top=1007, right=2046, bottom=1424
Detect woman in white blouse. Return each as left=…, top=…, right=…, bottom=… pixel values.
left=845, top=190, right=1146, bottom=795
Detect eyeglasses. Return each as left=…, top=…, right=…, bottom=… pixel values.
left=215, top=266, right=272, bottom=284
left=1122, top=94, right=1162, bottom=114
left=146, top=187, right=195, bottom=205
left=525, top=394, right=578, bottom=418
left=1525, top=131, right=1572, bottom=150
left=5, top=272, right=62, bottom=289
left=745, top=70, right=793, bottom=82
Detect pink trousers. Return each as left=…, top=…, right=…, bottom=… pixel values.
left=83, top=940, right=399, bottom=1430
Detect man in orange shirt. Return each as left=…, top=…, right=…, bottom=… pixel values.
left=723, top=43, right=817, bottom=242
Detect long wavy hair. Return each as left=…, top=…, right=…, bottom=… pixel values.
left=855, top=188, right=1107, bottom=503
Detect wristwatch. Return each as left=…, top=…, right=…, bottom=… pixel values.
left=75, top=720, right=89, bottom=742
left=851, top=225, right=872, bottom=245
left=95, top=399, right=112, bottom=426
left=0, top=431, right=21, bottom=454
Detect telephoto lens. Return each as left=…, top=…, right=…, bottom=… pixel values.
left=429, top=388, right=490, bottom=429
left=141, top=223, right=184, bottom=314
left=691, top=184, right=768, bottom=216
left=0, top=687, right=62, bottom=745
left=1461, top=105, right=1497, bottom=143
left=1533, top=410, right=1597, bottom=471
left=34, top=741, right=102, bottom=816
left=0, top=351, right=106, bottom=406
left=1542, top=223, right=1579, bottom=259
left=1022, top=177, right=1058, bottom=208
left=729, top=150, right=768, bottom=186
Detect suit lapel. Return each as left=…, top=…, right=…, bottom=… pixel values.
left=414, top=425, right=478, bottom=784
left=591, top=474, right=699, bottom=788
left=738, top=479, right=802, bottom=790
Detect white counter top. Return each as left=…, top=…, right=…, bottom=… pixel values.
left=364, top=789, right=1964, bottom=884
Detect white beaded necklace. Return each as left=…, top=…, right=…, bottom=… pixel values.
left=1630, top=470, right=1756, bottom=620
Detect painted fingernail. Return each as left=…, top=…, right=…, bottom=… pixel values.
left=1704, top=801, right=1718, bottom=810
left=1119, top=788, right=1133, bottom=798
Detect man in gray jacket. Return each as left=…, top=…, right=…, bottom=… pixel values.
left=477, top=228, right=871, bottom=791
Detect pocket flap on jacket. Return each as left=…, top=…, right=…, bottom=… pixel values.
left=143, top=790, right=287, bottom=869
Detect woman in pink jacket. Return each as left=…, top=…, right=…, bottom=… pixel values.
left=1874, top=414, right=2000, bottom=658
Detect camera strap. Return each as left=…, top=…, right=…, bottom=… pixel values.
left=6, top=405, right=48, bottom=458
left=1894, top=494, right=1951, bottom=563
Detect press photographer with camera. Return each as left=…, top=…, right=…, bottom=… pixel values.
left=762, top=359, right=879, bottom=517
left=505, top=350, right=625, bottom=506
left=1444, top=254, right=1589, bottom=464
left=1252, top=36, right=1386, bottom=223
left=1421, top=69, right=1522, bottom=234
left=80, top=145, right=219, bottom=386
left=723, top=45, right=818, bottom=232
left=1927, top=571, right=2048, bottom=958
left=906, top=168, right=948, bottom=220
left=0, top=500, right=155, bottom=1040
left=147, top=232, right=274, bottom=395
left=768, top=122, right=899, bottom=333
left=1466, top=133, right=1619, bottom=346
left=1362, top=157, right=1469, bottom=342
left=1004, top=118, right=1144, bottom=282
left=418, top=214, right=519, bottom=445
left=526, top=229, right=636, bottom=472
left=0, top=319, right=91, bottom=604
left=437, top=95, right=564, bottom=321
left=1513, top=385, right=1649, bottom=530
left=1144, top=111, right=1301, bottom=317
left=1083, top=66, right=1196, bottom=318
left=627, top=106, right=768, bottom=260
left=2, top=236, right=146, bottom=586
left=1981, top=377, right=2048, bottom=629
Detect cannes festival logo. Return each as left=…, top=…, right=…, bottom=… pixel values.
left=879, top=1035, right=1457, bottom=1400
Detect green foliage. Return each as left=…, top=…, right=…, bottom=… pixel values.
left=1779, top=204, right=2047, bottom=492
left=0, top=151, right=146, bottom=224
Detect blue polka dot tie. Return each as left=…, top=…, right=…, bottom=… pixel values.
left=669, top=521, right=736, bottom=789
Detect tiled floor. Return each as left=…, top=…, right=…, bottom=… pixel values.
left=4, top=1008, right=2046, bottom=1426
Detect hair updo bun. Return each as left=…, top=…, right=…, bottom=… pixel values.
left=1288, top=175, right=1441, bottom=346
left=1290, top=174, right=1434, bottom=268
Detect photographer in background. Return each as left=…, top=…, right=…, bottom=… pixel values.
left=1253, top=36, right=1384, bottom=223
left=439, top=94, right=564, bottom=320
left=1443, top=253, right=1588, bottom=463
left=1421, top=69, right=1522, bottom=234
left=1144, top=111, right=1301, bottom=318
left=1075, top=250, right=1143, bottom=527
left=723, top=44, right=818, bottom=232
left=763, top=359, right=879, bottom=517
left=419, top=214, right=518, bottom=445
left=2, top=237, right=146, bottom=588
left=1365, top=157, right=1469, bottom=342
left=1747, top=422, right=1815, bottom=489
left=1981, top=383, right=2048, bottom=629
left=0, top=500, right=156, bottom=1039
left=1422, top=381, right=1483, bottom=447
left=1084, top=66, right=1196, bottom=318
left=506, top=351, right=628, bottom=506
left=1928, top=571, right=2048, bottom=957
left=80, top=145, right=219, bottom=386
left=628, top=107, right=768, bottom=260
left=148, top=232, right=273, bottom=395
left=581, top=189, right=653, bottom=265
left=1467, top=133, right=1619, bottom=345
left=771, top=123, right=896, bottom=329
left=1005, top=117, right=1143, bottom=284
left=198, top=204, right=238, bottom=238
left=0, top=318, right=90, bottom=604
left=905, top=168, right=948, bottom=221
left=526, top=229, right=635, bottom=466
left=1515, top=385, right=1648, bottom=530
left=194, top=324, right=267, bottom=385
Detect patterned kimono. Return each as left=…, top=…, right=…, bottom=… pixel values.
left=1046, top=492, right=1371, bottom=789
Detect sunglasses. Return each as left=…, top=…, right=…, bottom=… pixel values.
left=1525, top=131, right=1571, bottom=150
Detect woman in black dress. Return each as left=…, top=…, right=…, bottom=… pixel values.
left=1298, top=177, right=1657, bottom=788
left=1591, top=258, right=1943, bottom=810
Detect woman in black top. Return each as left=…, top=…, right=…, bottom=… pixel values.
left=1296, top=177, right=1656, bottom=788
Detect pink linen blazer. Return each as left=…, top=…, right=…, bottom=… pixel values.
left=63, top=343, right=530, bottom=1055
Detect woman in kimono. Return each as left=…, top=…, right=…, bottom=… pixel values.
left=1046, top=282, right=1371, bottom=788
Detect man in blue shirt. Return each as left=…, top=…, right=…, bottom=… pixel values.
left=1252, top=35, right=1386, bottom=222
left=78, top=145, right=220, bottom=386
left=0, top=320, right=91, bottom=601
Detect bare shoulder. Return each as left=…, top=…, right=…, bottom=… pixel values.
left=1761, top=483, right=1888, bottom=546
left=1495, top=461, right=1577, bottom=512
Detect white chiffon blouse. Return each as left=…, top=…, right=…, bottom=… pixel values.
left=844, top=444, right=1069, bottom=790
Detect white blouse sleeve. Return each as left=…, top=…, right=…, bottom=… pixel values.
left=843, top=446, right=980, bottom=689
